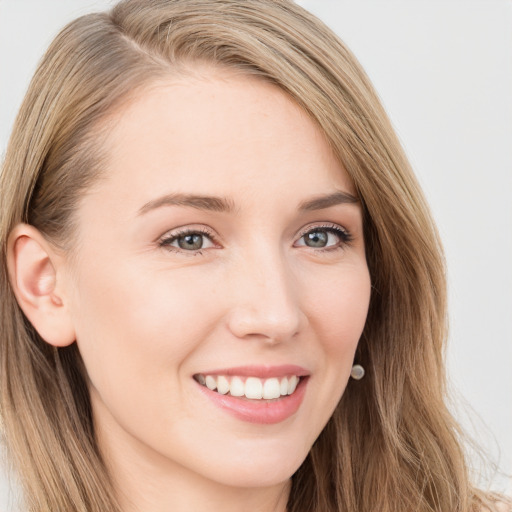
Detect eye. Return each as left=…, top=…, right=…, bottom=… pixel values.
left=159, top=228, right=216, bottom=253
left=295, top=224, right=352, bottom=250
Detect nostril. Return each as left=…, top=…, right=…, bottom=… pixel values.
left=226, top=305, right=305, bottom=343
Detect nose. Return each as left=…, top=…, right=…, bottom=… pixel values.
left=226, top=247, right=307, bottom=343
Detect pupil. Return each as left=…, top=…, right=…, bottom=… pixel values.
left=306, top=231, right=327, bottom=247
left=179, top=234, right=203, bottom=250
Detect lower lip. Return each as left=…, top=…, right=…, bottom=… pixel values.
left=196, top=378, right=308, bottom=424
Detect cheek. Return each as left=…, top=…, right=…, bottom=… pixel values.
left=292, top=261, right=370, bottom=442
left=305, top=262, right=371, bottom=352
left=67, top=258, right=226, bottom=445
left=68, top=257, right=220, bottom=390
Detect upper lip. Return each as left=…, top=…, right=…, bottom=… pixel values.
left=195, top=364, right=310, bottom=379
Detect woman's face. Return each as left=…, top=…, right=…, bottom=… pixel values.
left=63, top=67, right=371, bottom=490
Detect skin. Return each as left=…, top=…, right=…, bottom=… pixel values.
left=13, top=67, right=371, bottom=512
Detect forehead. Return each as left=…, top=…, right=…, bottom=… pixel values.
left=89, top=68, right=354, bottom=210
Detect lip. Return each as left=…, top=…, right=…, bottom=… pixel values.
left=198, top=364, right=310, bottom=379
left=194, top=365, right=310, bottom=425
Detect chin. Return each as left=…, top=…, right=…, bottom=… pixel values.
left=196, top=439, right=310, bottom=489
left=207, top=461, right=302, bottom=489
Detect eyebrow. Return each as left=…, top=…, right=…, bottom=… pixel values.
left=138, top=190, right=359, bottom=216
left=298, top=191, right=359, bottom=211
left=138, top=193, right=235, bottom=215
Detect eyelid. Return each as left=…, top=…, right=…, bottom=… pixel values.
left=158, top=225, right=220, bottom=254
left=294, top=223, right=353, bottom=249
left=296, top=222, right=350, bottom=239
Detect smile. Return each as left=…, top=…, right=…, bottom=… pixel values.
left=194, top=374, right=300, bottom=400
left=193, top=366, right=310, bottom=424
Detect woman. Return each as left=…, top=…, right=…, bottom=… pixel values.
left=0, top=1, right=508, bottom=511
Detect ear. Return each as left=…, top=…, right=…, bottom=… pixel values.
left=7, top=223, right=76, bottom=347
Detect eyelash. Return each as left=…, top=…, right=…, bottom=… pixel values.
left=158, top=227, right=216, bottom=255
left=158, top=224, right=353, bottom=255
left=296, top=224, right=353, bottom=252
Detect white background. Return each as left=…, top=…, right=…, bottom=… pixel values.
left=1, top=0, right=511, bottom=509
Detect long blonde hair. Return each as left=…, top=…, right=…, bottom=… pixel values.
left=0, top=1, right=504, bottom=511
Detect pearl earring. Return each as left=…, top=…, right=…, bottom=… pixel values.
left=350, top=364, right=365, bottom=380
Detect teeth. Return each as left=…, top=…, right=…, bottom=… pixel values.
left=195, top=374, right=302, bottom=400
left=205, top=375, right=217, bottom=390
left=280, top=377, right=288, bottom=396
left=287, top=375, right=298, bottom=395
left=217, top=375, right=229, bottom=395
left=230, top=376, right=245, bottom=397
left=263, top=378, right=281, bottom=399
left=245, top=377, right=263, bottom=399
